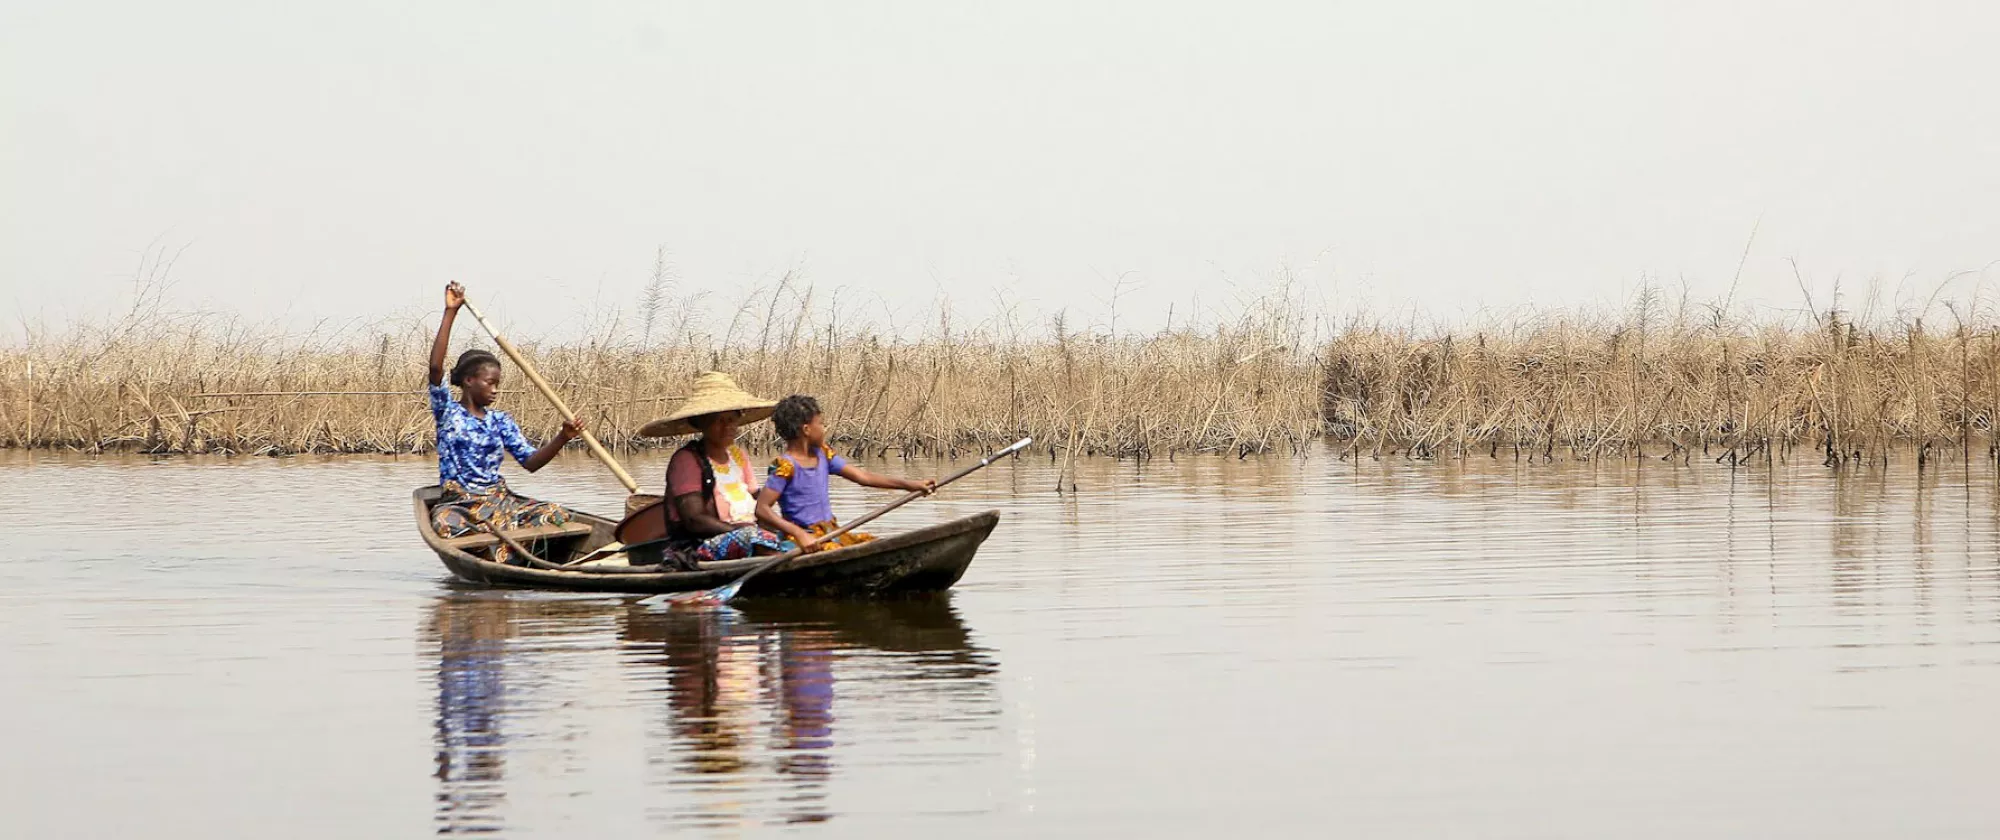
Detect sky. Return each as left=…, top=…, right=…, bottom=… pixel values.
left=3, top=1, right=1997, bottom=340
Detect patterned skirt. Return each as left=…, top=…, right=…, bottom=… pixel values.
left=430, top=480, right=573, bottom=565
left=690, top=525, right=789, bottom=564
left=802, top=519, right=873, bottom=550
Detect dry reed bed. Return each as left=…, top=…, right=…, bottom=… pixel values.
left=10, top=306, right=2000, bottom=469
left=0, top=313, right=1320, bottom=460
left=1322, top=314, right=2000, bottom=467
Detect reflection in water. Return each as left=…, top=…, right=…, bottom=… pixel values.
left=424, top=591, right=617, bottom=835
left=426, top=592, right=511, bottom=835
left=422, top=591, right=997, bottom=833
left=17, top=449, right=2000, bottom=836
left=620, top=599, right=998, bottom=829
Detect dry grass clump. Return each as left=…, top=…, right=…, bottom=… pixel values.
left=1322, top=304, right=2000, bottom=468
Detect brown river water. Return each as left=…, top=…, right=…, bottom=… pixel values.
left=4, top=447, right=1999, bottom=837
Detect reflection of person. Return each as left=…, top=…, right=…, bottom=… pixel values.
left=659, top=611, right=753, bottom=775
left=618, top=598, right=999, bottom=826
left=425, top=281, right=582, bottom=564
left=773, top=629, right=837, bottom=791
left=756, top=394, right=935, bottom=553
left=638, top=372, right=789, bottom=564
left=428, top=595, right=512, bottom=834
left=618, top=606, right=836, bottom=824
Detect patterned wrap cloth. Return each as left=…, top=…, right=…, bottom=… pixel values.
left=683, top=521, right=866, bottom=566
left=802, top=519, right=874, bottom=549
left=430, top=480, right=574, bottom=565
left=689, top=525, right=790, bottom=564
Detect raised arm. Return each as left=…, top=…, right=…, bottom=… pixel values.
left=427, top=282, right=466, bottom=386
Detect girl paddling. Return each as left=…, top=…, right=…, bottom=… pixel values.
left=426, top=281, right=583, bottom=563
left=755, top=394, right=934, bottom=553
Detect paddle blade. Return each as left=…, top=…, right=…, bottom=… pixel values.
left=691, top=581, right=744, bottom=606
left=640, top=580, right=742, bottom=608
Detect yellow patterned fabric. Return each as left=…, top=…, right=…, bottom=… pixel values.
left=806, top=519, right=874, bottom=550
left=769, top=456, right=796, bottom=480
left=711, top=445, right=759, bottom=524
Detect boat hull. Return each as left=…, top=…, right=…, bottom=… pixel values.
left=414, top=487, right=996, bottom=597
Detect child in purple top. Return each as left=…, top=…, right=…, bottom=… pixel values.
left=755, top=395, right=934, bottom=553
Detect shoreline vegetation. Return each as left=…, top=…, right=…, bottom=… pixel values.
left=10, top=278, right=2000, bottom=472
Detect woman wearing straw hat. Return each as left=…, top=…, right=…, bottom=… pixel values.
left=640, top=371, right=792, bottom=564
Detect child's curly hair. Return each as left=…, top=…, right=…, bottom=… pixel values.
left=772, top=394, right=821, bottom=441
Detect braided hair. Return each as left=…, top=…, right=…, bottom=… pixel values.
left=449, top=349, right=501, bottom=386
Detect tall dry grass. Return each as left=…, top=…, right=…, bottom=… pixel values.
left=1322, top=301, right=2000, bottom=469
left=0, top=278, right=1322, bottom=471
left=9, top=275, right=2000, bottom=472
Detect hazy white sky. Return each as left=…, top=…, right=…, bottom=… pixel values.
left=3, top=1, right=1996, bottom=338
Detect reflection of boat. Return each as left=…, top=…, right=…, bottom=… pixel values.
left=731, top=597, right=984, bottom=655
left=617, top=593, right=997, bottom=826
left=413, top=486, right=999, bottom=596
left=620, top=595, right=997, bottom=682
left=423, top=589, right=999, bottom=831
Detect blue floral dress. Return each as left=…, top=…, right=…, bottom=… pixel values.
left=428, top=385, right=572, bottom=561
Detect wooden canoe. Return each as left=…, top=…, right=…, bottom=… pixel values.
left=413, top=486, right=998, bottom=597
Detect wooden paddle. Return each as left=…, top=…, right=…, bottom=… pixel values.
left=639, top=437, right=1032, bottom=607
left=458, top=297, right=641, bottom=495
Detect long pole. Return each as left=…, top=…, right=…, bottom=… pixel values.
left=460, top=299, right=641, bottom=494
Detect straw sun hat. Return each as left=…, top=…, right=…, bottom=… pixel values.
left=637, top=371, right=777, bottom=438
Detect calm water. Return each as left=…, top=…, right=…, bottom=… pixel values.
left=4, top=447, right=1999, bottom=837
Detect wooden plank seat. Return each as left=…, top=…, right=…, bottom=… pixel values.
left=444, top=521, right=597, bottom=551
